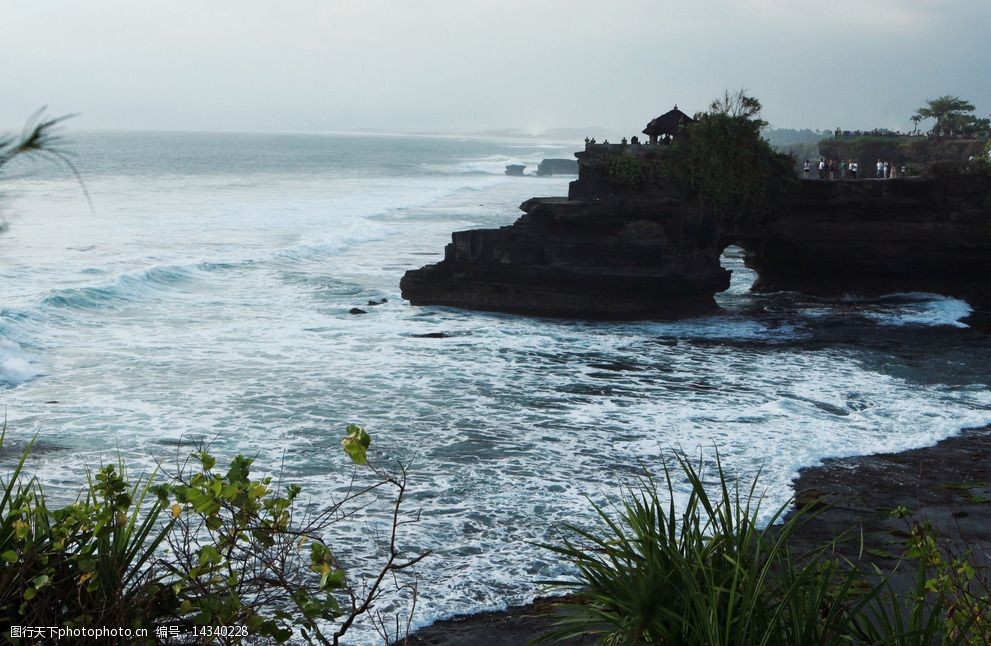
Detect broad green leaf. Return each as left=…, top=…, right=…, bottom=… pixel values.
left=198, top=451, right=216, bottom=471
left=341, top=425, right=371, bottom=465
left=198, top=544, right=221, bottom=566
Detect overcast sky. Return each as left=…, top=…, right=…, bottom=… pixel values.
left=2, top=0, right=989, bottom=135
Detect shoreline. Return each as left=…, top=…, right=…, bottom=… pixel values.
left=406, top=424, right=991, bottom=645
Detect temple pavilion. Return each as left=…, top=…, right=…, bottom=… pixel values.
left=642, top=106, right=694, bottom=144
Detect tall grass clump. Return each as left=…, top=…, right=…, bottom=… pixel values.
left=540, top=452, right=871, bottom=645
left=541, top=451, right=991, bottom=645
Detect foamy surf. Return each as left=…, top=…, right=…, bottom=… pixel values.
left=0, top=339, right=39, bottom=387
left=867, top=293, right=973, bottom=328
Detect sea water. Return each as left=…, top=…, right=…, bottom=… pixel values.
left=2, top=131, right=990, bottom=642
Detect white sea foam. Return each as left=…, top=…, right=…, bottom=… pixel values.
left=423, top=154, right=550, bottom=176
left=867, top=293, right=973, bottom=328
left=0, top=339, right=39, bottom=386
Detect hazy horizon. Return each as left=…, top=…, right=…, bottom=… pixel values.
left=3, top=1, right=989, bottom=136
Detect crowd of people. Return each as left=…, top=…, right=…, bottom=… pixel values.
left=831, top=128, right=921, bottom=139
left=802, top=158, right=906, bottom=180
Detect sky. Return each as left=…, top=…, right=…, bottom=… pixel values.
left=2, top=0, right=989, bottom=135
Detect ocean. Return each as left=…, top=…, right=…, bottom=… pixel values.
left=2, top=131, right=990, bottom=642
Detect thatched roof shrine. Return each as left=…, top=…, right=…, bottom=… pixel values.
left=643, top=106, right=694, bottom=143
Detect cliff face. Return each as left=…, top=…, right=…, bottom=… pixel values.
left=740, top=175, right=991, bottom=294
left=401, top=146, right=991, bottom=323
left=739, top=174, right=991, bottom=326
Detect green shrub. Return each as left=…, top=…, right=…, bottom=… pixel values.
left=602, top=153, right=666, bottom=187
left=855, top=521, right=991, bottom=645
left=0, top=424, right=424, bottom=644
left=668, top=111, right=795, bottom=226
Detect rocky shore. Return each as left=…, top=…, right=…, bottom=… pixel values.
left=406, top=424, right=991, bottom=645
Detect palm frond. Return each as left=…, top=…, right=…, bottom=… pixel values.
left=0, top=108, right=92, bottom=209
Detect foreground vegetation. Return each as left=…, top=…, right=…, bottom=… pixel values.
left=541, top=453, right=991, bottom=645
left=1, top=425, right=424, bottom=644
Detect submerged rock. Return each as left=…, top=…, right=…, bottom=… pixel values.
left=348, top=308, right=367, bottom=315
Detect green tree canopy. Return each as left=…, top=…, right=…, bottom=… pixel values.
left=912, top=95, right=989, bottom=139
left=668, top=91, right=794, bottom=226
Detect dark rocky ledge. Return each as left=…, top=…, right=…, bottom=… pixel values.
left=401, top=145, right=991, bottom=324
left=401, top=189, right=729, bottom=319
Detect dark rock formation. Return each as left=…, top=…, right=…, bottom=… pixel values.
left=535, top=158, right=579, bottom=176
left=349, top=308, right=367, bottom=315
left=400, top=184, right=729, bottom=319
left=401, top=143, right=991, bottom=322
left=738, top=174, right=991, bottom=325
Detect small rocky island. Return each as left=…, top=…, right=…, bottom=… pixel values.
left=402, top=107, right=991, bottom=324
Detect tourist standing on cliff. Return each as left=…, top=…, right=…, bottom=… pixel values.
left=876, top=159, right=883, bottom=179
left=803, top=160, right=810, bottom=178
left=850, top=161, right=858, bottom=179
left=883, top=161, right=890, bottom=178
left=840, top=159, right=848, bottom=179
left=818, top=158, right=826, bottom=179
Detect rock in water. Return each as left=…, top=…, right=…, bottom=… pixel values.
left=400, top=187, right=730, bottom=319
left=535, top=158, right=579, bottom=176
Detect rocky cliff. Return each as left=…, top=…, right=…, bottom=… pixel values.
left=741, top=173, right=991, bottom=326
left=401, top=146, right=991, bottom=324
left=400, top=190, right=729, bottom=318
left=740, top=174, right=991, bottom=295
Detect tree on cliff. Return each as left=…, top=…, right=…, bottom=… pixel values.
left=708, top=89, right=765, bottom=126
left=668, top=91, right=794, bottom=226
left=912, top=96, right=989, bottom=140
